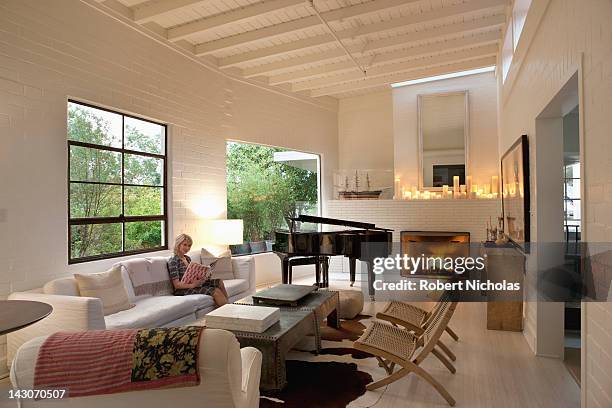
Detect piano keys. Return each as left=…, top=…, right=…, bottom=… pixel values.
left=273, top=215, right=393, bottom=300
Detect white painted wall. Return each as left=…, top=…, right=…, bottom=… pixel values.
left=498, top=0, right=612, bottom=406
left=337, top=90, right=394, bottom=188
left=393, top=71, right=499, bottom=189
left=0, top=0, right=337, bottom=373
left=326, top=199, right=500, bottom=278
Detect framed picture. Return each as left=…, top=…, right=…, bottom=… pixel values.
left=501, top=135, right=530, bottom=244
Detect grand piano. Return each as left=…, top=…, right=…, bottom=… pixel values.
left=273, top=215, right=393, bottom=300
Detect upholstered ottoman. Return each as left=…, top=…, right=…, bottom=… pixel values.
left=338, top=290, right=364, bottom=319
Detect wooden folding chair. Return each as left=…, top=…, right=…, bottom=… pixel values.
left=354, top=301, right=458, bottom=406
left=376, top=296, right=459, bottom=362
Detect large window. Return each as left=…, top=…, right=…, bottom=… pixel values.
left=226, top=141, right=320, bottom=254
left=68, top=101, right=167, bottom=263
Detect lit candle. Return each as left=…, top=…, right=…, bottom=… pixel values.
left=491, top=176, right=499, bottom=194
left=395, top=178, right=401, bottom=199
left=484, top=184, right=491, bottom=195
left=414, top=190, right=420, bottom=199
left=466, top=176, right=472, bottom=194
left=424, top=191, right=431, bottom=200
left=442, top=185, right=449, bottom=195
left=453, top=176, right=460, bottom=192
left=404, top=190, right=411, bottom=200
left=460, top=185, right=466, bottom=193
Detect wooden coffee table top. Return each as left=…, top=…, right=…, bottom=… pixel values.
left=0, top=300, right=53, bottom=336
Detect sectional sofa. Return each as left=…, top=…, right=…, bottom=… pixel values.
left=6, top=249, right=257, bottom=371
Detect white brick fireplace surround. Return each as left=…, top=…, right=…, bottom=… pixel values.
left=325, top=199, right=500, bottom=278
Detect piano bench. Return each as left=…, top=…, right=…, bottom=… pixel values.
left=287, top=256, right=330, bottom=288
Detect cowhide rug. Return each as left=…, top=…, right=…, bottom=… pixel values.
left=260, top=315, right=378, bottom=408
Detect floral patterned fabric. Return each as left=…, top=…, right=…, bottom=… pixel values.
left=131, top=326, right=203, bottom=383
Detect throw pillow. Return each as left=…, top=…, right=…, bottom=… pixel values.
left=201, top=248, right=235, bottom=280
left=74, top=267, right=133, bottom=316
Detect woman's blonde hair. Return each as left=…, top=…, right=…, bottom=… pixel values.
left=174, top=233, right=193, bottom=255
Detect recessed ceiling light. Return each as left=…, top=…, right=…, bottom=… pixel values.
left=391, top=66, right=496, bottom=88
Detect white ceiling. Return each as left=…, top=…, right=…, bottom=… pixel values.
left=96, top=0, right=509, bottom=99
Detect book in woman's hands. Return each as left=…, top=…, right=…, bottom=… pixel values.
left=181, top=262, right=213, bottom=284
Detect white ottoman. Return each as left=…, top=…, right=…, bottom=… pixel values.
left=338, top=290, right=364, bottom=319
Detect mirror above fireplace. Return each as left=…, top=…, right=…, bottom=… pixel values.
left=418, top=91, right=469, bottom=189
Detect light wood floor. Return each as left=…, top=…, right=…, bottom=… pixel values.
left=291, top=276, right=581, bottom=408
left=0, top=277, right=581, bottom=408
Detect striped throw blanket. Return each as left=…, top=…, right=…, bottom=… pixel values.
left=34, top=326, right=204, bottom=398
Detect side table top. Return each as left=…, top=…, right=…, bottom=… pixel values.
left=0, top=300, right=53, bottom=336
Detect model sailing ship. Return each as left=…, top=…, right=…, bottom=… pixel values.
left=338, top=171, right=383, bottom=199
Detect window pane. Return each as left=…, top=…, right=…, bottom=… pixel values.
left=125, top=154, right=163, bottom=186
left=70, top=146, right=121, bottom=183
left=124, top=117, right=165, bottom=155
left=566, top=178, right=580, bottom=199
left=125, top=186, right=163, bottom=216
left=68, top=102, right=122, bottom=148
left=125, top=221, right=163, bottom=251
left=70, top=223, right=122, bottom=259
left=70, top=183, right=122, bottom=218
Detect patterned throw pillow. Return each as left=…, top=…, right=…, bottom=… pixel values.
left=180, top=262, right=211, bottom=284
left=74, top=266, right=134, bottom=315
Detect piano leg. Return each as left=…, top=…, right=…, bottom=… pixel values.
left=349, top=258, right=356, bottom=287
left=315, top=260, right=321, bottom=287
left=322, top=257, right=329, bottom=288
left=366, top=258, right=375, bottom=301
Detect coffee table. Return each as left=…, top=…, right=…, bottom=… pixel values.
left=235, top=289, right=340, bottom=352
left=227, top=309, right=313, bottom=391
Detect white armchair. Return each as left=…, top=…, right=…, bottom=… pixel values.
left=6, top=292, right=106, bottom=371
left=10, top=329, right=262, bottom=408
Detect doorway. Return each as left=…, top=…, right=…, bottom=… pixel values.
left=534, top=71, right=582, bottom=386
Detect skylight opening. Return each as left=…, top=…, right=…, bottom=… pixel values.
left=390, top=66, right=496, bottom=88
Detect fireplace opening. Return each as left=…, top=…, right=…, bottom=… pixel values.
left=400, top=231, right=470, bottom=277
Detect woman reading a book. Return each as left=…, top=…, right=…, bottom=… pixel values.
left=167, top=233, right=229, bottom=306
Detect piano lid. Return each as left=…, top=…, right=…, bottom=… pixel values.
left=288, top=214, right=393, bottom=232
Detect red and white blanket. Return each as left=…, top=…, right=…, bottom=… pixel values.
left=34, top=326, right=203, bottom=398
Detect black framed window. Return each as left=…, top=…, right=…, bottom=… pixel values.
left=68, top=100, right=167, bottom=263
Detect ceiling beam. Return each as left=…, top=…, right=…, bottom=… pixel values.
left=293, top=44, right=498, bottom=92
left=215, top=0, right=506, bottom=63
left=268, top=30, right=501, bottom=85
left=242, top=14, right=505, bottom=77
left=217, top=34, right=335, bottom=68
left=133, top=0, right=204, bottom=23
left=310, top=56, right=497, bottom=97
left=166, top=0, right=305, bottom=41
left=191, top=0, right=424, bottom=53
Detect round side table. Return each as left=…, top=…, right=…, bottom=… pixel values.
left=0, top=300, right=53, bottom=336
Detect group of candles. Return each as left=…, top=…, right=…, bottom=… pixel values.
left=394, top=175, right=499, bottom=200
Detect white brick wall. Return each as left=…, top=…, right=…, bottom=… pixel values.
left=326, top=199, right=500, bottom=277
left=499, top=0, right=612, bottom=406
left=0, top=0, right=337, bottom=374
left=393, top=71, right=499, bottom=188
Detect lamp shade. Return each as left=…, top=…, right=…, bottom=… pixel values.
left=202, top=219, right=243, bottom=245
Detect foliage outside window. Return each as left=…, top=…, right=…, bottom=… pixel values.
left=68, top=101, right=167, bottom=263
left=226, top=142, right=319, bottom=254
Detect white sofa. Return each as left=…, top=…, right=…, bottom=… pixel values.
left=6, top=250, right=256, bottom=370
left=10, top=329, right=262, bottom=408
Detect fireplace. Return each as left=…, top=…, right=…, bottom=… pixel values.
left=400, top=231, right=470, bottom=277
